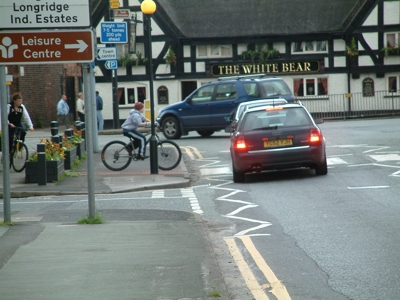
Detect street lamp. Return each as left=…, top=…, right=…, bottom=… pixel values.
left=141, top=0, right=158, bottom=174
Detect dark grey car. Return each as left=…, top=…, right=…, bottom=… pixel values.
left=230, top=103, right=327, bottom=182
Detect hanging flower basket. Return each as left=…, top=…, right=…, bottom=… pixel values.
left=164, top=46, right=176, bottom=66
left=381, top=41, right=400, bottom=57
left=346, top=37, right=359, bottom=58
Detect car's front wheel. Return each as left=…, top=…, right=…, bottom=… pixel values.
left=315, top=158, right=328, bottom=175
left=162, top=116, right=182, bottom=139
left=197, top=130, right=215, bottom=137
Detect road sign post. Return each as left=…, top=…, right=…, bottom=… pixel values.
left=0, top=30, right=94, bottom=64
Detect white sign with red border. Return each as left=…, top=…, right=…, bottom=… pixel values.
left=0, top=0, right=90, bottom=29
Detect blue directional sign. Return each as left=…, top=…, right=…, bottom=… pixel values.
left=105, top=60, right=118, bottom=70
left=100, top=22, right=128, bottom=44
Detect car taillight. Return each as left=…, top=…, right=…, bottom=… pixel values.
left=235, top=136, right=247, bottom=150
left=310, top=129, right=321, bottom=142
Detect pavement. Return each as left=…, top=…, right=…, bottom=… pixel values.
left=0, top=127, right=236, bottom=300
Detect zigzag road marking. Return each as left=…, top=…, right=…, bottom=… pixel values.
left=197, top=158, right=272, bottom=237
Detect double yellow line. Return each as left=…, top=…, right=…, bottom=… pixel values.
left=181, top=146, right=204, bottom=160
left=224, top=236, right=292, bottom=300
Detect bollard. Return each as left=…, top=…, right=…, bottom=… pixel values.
left=52, top=135, right=61, bottom=145
left=37, top=143, right=47, bottom=186
left=79, top=122, right=85, bottom=139
left=65, top=128, right=73, bottom=137
left=51, top=121, right=58, bottom=136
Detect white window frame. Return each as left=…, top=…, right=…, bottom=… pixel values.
left=385, top=32, right=400, bottom=47
left=293, top=77, right=328, bottom=97
left=118, top=86, right=147, bottom=107
left=196, top=45, right=232, bottom=58
left=388, top=75, right=399, bottom=93
left=292, top=41, right=327, bottom=54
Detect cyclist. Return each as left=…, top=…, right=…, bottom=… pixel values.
left=7, top=93, right=34, bottom=153
left=121, top=102, right=150, bottom=159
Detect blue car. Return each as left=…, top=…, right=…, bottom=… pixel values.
left=156, top=75, right=295, bottom=139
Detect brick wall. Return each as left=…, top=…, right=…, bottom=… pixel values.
left=7, top=64, right=82, bottom=128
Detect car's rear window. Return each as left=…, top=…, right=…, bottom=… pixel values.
left=241, top=107, right=311, bottom=131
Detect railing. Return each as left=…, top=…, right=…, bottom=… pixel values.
left=298, top=90, right=400, bottom=119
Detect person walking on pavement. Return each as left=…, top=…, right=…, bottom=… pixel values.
left=57, top=94, right=71, bottom=130
left=121, top=102, right=150, bottom=160
left=96, top=91, right=104, bottom=131
left=76, top=92, right=85, bottom=123
left=7, top=93, right=34, bottom=153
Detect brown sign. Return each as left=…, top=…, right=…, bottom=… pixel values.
left=0, top=30, right=94, bottom=64
left=113, top=9, right=130, bottom=18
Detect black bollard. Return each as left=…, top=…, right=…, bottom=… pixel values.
left=50, top=121, right=58, bottom=136
left=65, top=129, right=73, bottom=137
left=37, top=143, right=47, bottom=186
left=52, top=135, right=61, bottom=145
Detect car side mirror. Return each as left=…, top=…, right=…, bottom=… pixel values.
left=314, top=118, right=324, bottom=124
left=225, top=125, right=235, bottom=133
left=224, top=116, right=231, bottom=122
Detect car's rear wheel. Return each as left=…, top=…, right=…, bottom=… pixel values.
left=162, top=116, right=182, bottom=139
left=197, top=130, right=215, bottom=137
left=232, top=163, right=245, bottom=183
left=315, top=158, right=328, bottom=175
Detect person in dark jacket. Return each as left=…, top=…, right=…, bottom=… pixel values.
left=7, top=93, right=34, bottom=153
left=96, top=91, right=104, bottom=131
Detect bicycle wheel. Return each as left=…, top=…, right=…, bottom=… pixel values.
left=101, top=141, right=132, bottom=171
left=12, top=142, right=29, bottom=172
left=157, top=140, right=182, bottom=171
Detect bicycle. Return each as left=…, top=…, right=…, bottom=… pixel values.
left=101, top=124, right=182, bottom=171
left=10, top=127, right=29, bottom=172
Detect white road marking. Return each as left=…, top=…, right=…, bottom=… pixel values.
left=348, top=186, right=389, bottom=189
left=368, top=154, right=400, bottom=161
left=181, top=188, right=203, bottom=214
left=327, top=157, right=348, bottom=165
left=200, top=167, right=232, bottom=175
left=151, top=190, right=164, bottom=198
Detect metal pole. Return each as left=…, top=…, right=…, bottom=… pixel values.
left=110, top=9, right=120, bottom=129
left=0, top=66, right=11, bottom=223
left=146, top=14, right=158, bottom=174
left=83, top=63, right=96, bottom=219
left=112, top=69, right=119, bottom=128
left=91, top=64, right=99, bottom=152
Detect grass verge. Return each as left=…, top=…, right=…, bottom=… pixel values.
left=77, top=212, right=104, bottom=224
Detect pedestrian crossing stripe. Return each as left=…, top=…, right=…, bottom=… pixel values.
left=327, top=157, right=348, bottom=165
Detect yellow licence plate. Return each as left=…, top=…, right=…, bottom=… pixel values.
left=264, top=139, right=293, bottom=148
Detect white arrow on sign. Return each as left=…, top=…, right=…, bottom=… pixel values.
left=105, top=60, right=118, bottom=69
left=65, top=40, right=89, bottom=53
